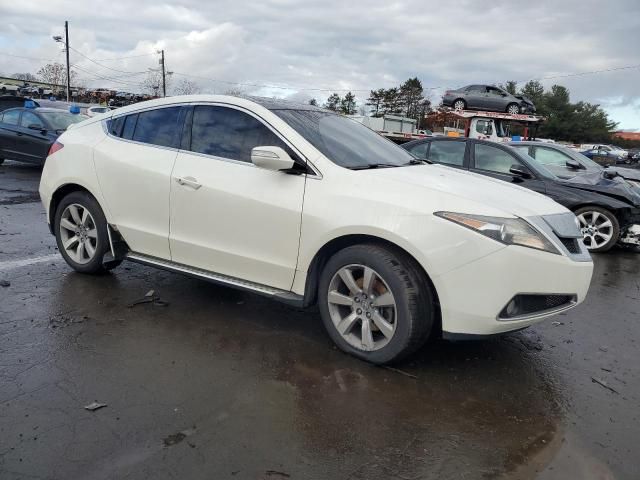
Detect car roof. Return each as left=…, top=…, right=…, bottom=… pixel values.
left=105, top=94, right=326, bottom=118
left=2, top=107, right=67, bottom=114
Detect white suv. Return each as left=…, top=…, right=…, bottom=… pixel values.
left=39, top=95, right=593, bottom=364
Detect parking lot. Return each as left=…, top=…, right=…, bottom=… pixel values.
left=0, top=161, right=638, bottom=479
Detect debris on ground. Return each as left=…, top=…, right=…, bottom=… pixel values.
left=599, top=346, right=609, bottom=353
left=382, top=366, right=418, bottom=379
left=84, top=402, right=108, bottom=411
left=128, top=289, right=169, bottom=308
left=49, top=313, right=89, bottom=329
left=265, top=471, right=291, bottom=478
left=163, top=427, right=196, bottom=447
left=0, top=279, right=10, bottom=287
left=591, top=377, right=619, bottom=394
left=551, top=321, right=563, bottom=326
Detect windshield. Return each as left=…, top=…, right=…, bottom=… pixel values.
left=40, top=111, right=87, bottom=130
left=272, top=109, right=417, bottom=169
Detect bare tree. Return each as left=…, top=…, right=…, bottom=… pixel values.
left=142, top=70, right=171, bottom=97
left=13, top=73, right=39, bottom=82
left=173, top=78, right=201, bottom=96
left=37, top=63, right=76, bottom=89
left=224, top=86, right=245, bottom=97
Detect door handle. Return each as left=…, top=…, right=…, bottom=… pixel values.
left=175, top=176, right=202, bottom=190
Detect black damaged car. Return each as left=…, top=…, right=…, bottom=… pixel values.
left=402, top=137, right=640, bottom=252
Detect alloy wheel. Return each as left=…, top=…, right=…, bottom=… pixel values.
left=327, top=264, right=397, bottom=352
left=453, top=100, right=465, bottom=111
left=59, top=203, right=98, bottom=264
left=577, top=210, right=614, bottom=250
left=507, top=104, right=520, bottom=114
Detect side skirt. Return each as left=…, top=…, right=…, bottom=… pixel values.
left=124, top=252, right=305, bottom=308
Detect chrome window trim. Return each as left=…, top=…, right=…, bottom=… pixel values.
left=104, top=101, right=323, bottom=179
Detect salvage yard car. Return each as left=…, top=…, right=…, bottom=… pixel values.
left=0, top=104, right=87, bottom=166
left=403, top=137, right=640, bottom=252
left=39, top=95, right=593, bottom=364
left=442, top=85, right=536, bottom=114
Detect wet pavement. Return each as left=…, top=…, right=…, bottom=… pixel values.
left=0, top=161, right=638, bottom=480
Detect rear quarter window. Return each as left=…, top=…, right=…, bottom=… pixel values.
left=132, top=107, right=181, bottom=148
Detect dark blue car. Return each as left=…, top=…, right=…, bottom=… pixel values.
left=0, top=105, right=86, bottom=166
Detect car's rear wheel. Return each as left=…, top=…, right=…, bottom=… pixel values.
left=54, top=191, right=116, bottom=273
left=453, top=99, right=466, bottom=111
left=506, top=103, right=520, bottom=114
left=575, top=206, right=620, bottom=252
left=318, top=244, right=434, bottom=364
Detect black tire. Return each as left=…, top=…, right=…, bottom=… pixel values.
left=453, top=99, right=466, bottom=111
left=0, top=159, right=4, bottom=165
left=506, top=103, right=520, bottom=114
left=574, top=206, right=620, bottom=253
left=54, top=191, right=114, bottom=274
left=318, top=244, right=434, bottom=364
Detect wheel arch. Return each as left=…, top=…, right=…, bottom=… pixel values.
left=452, top=98, right=466, bottom=108
left=301, top=233, right=442, bottom=334
left=48, top=183, right=102, bottom=233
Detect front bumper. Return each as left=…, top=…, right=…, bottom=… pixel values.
left=432, top=245, right=593, bottom=336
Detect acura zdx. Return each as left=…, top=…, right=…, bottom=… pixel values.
left=39, top=95, right=593, bottom=364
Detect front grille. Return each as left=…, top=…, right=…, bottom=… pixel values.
left=499, top=294, right=577, bottom=320
left=558, top=237, right=581, bottom=254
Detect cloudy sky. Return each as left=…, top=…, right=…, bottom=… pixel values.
left=1, top=0, right=639, bottom=128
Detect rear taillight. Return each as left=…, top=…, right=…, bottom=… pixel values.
left=48, top=141, right=64, bottom=156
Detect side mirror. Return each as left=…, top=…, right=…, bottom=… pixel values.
left=566, top=159, right=585, bottom=170
left=509, top=164, right=532, bottom=179
left=28, top=124, right=46, bottom=134
left=251, top=146, right=295, bottom=172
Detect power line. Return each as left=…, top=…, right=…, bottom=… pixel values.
left=93, top=53, right=158, bottom=61
left=67, top=46, right=151, bottom=75
left=72, top=64, right=145, bottom=87
left=171, top=71, right=374, bottom=92
left=0, top=52, right=60, bottom=62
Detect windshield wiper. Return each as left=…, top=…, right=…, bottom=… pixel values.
left=407, top=158, right=430, bottom=165
left=348, top=163, right=401, bottom=170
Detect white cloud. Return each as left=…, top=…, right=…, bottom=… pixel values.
left=0, top=0, right=638, bottom=127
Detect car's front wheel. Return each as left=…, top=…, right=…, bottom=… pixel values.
left=54, top=191, right=116, bottom=273
left=575, top=206, right=620, bottom=252
left=453, top=99, right=466, bottom=111
left=318, top=244, right=434, bottom=364
left=506, top=103, right=520, bottom=114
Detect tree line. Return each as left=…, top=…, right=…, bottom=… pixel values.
left=316, top=77, right=625, bottom=144
left=498, top=80, right=620, bottom=144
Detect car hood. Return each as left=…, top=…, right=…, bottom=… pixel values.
left=561, top=171, right=640, bottom=206
left=514, top=95, right=535, bottom=106
left=606, top=166, right=640, bottom=182
left=361, top=164, right=568, bottom=218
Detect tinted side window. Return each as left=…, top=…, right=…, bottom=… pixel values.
left=474, top=144, right=522, bottom=174
left=20, top=111, right=44, bottom=128
left=108, top=116, right=125, bottom=137
left=2, top=110, right=20, bottom=125
left=429, top=141, right=466, bottom=166
left=407, top=142, right=429, bottom=159
left=190, top=106, right=288, bottom=163
left=132, top=107, right=181, bottom=148
left=122, top=114, right=138, bottom=140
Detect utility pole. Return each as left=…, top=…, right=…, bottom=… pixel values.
left=64, top=21, right=70, bottom=102
left=160, top=50, right=166, bottom=97
left=53, top=21, right=71, bottom=101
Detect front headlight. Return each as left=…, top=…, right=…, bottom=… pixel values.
left=435, top=212, right=560, bottom=254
